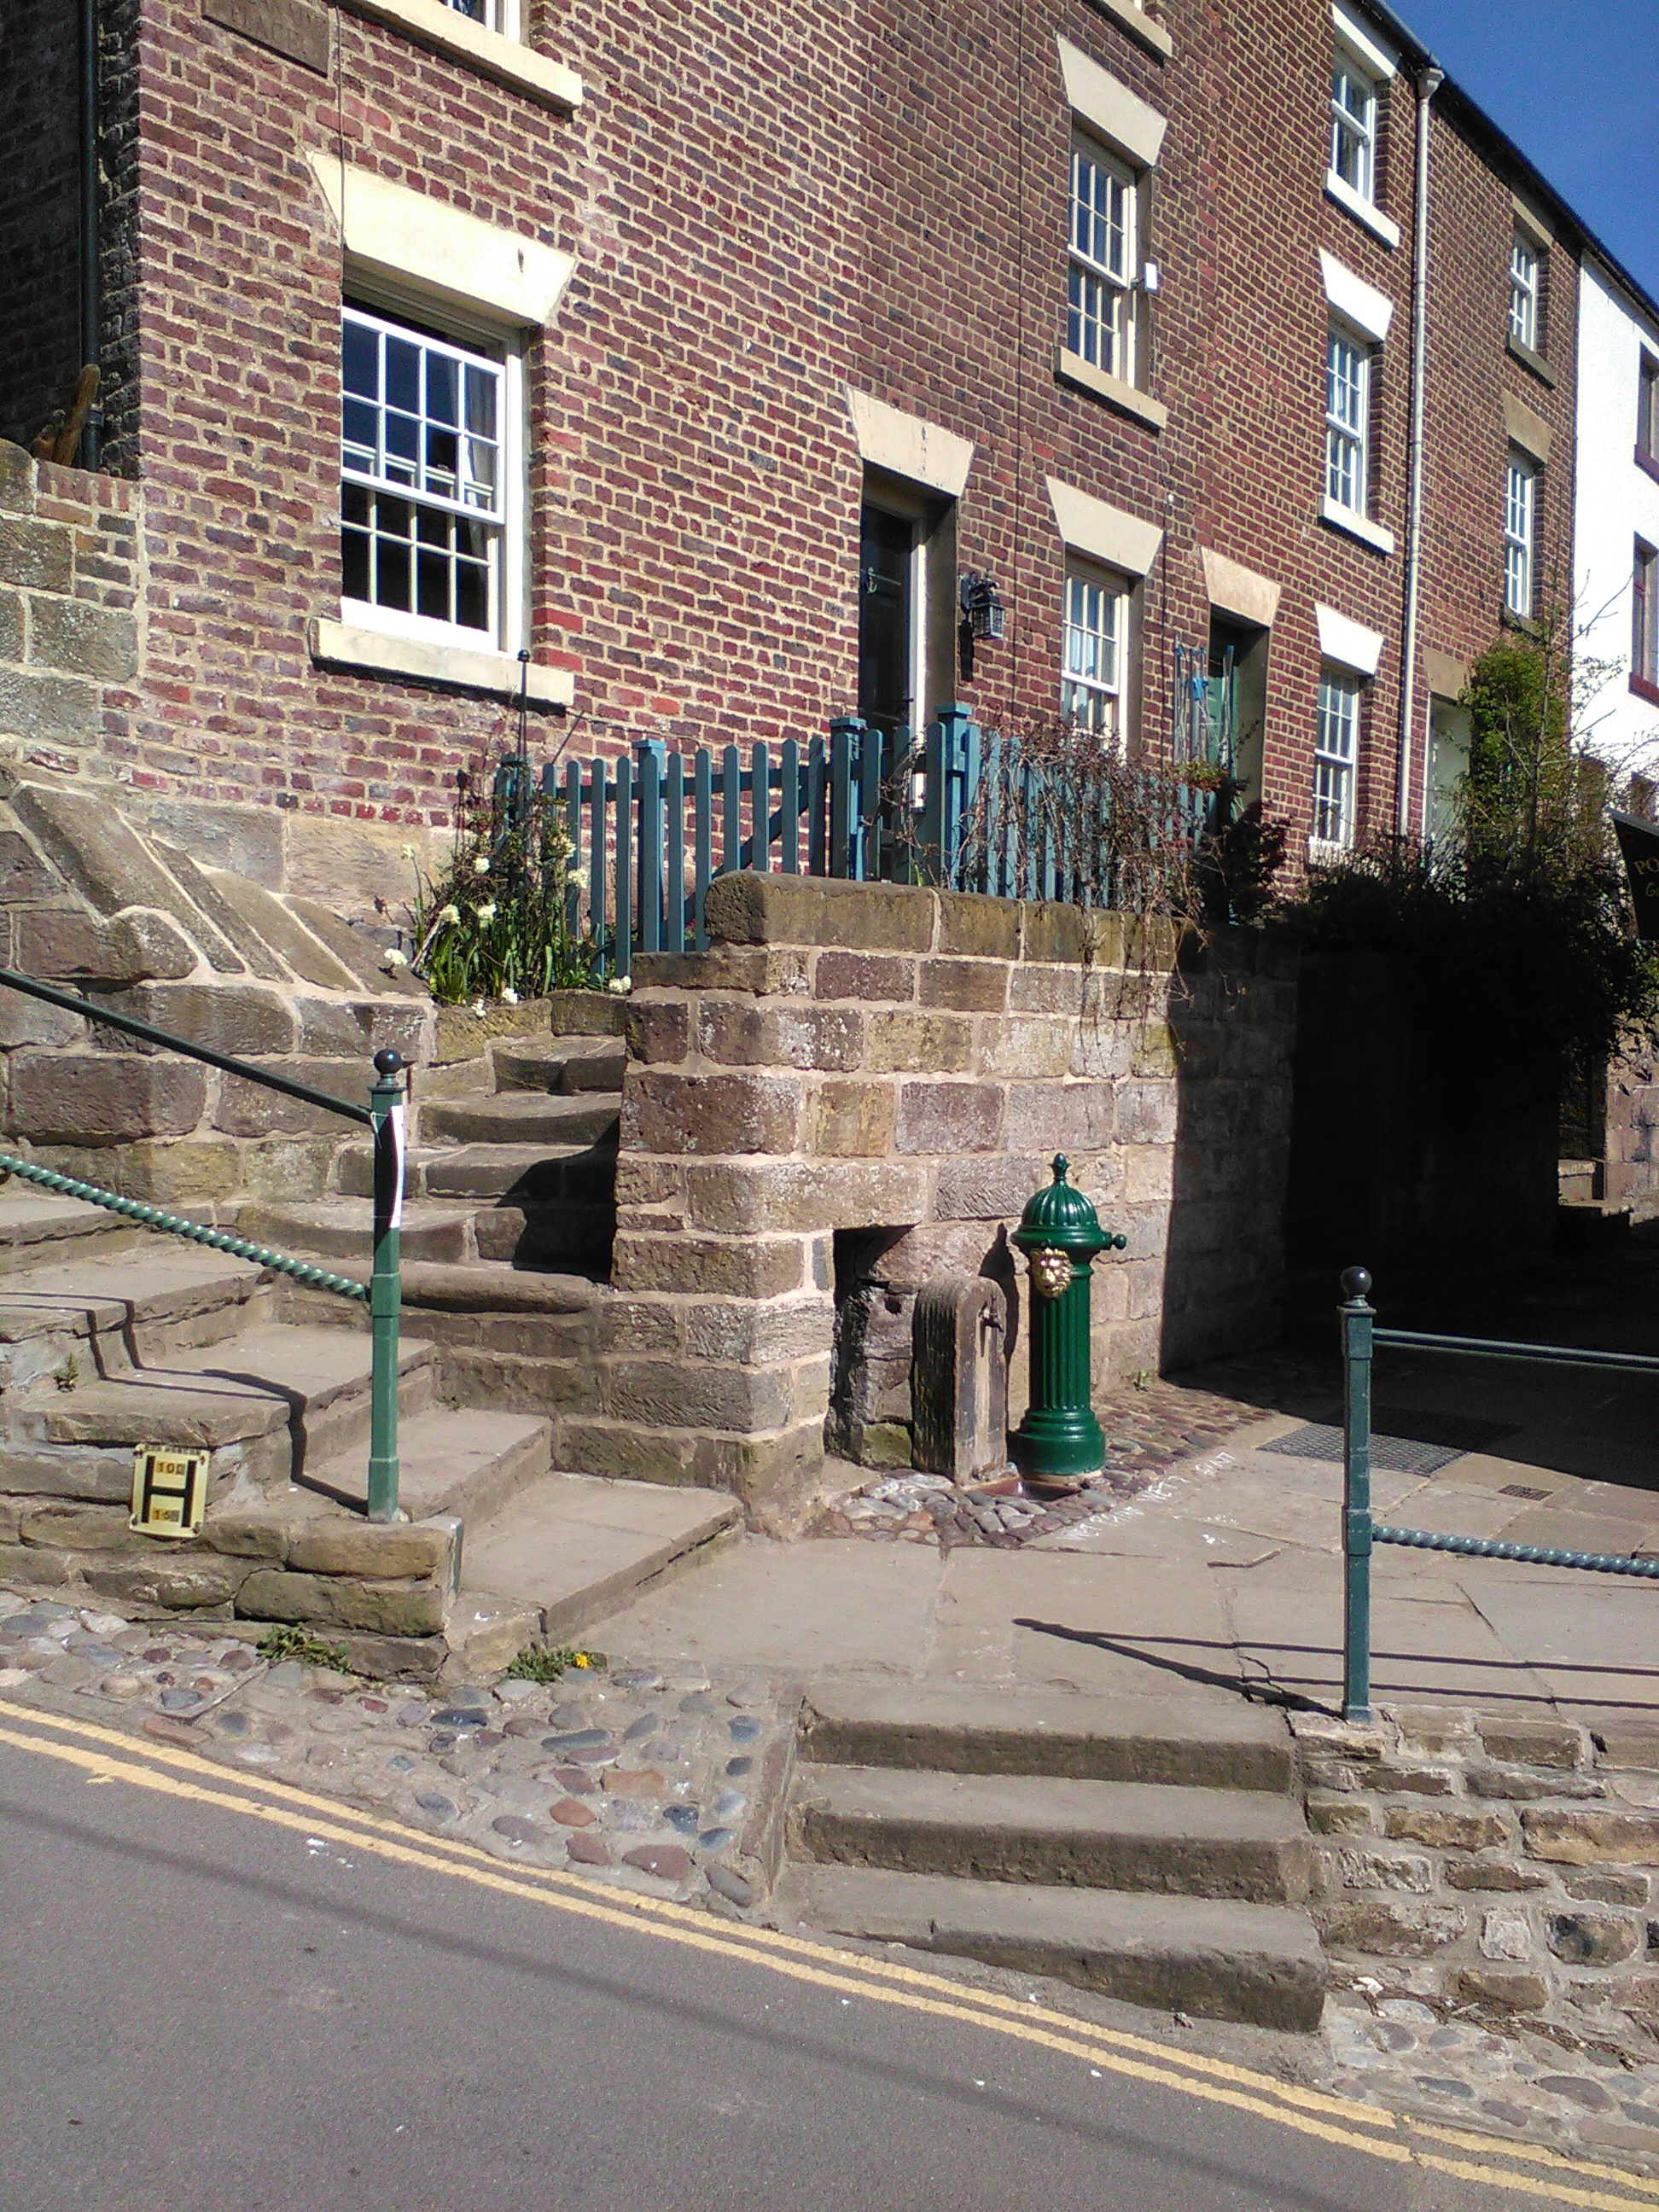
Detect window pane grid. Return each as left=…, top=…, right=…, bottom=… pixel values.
left=1326, top=327, right=1368, bottom=513
left=1313, top=673, right=1359, bottom=847
left=1510, top=234, right=1540, bottom=351
left=1061, top=568, right=1122, bottom=743
left=341, top=308, right=503, bottom=639
left=1504, top=455, right=1535, bottom=617
left=1068, top=143, right=1135, bottom=381
left=1330, top=58, right=1376, bottom=200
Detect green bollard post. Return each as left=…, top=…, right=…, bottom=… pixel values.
left=1341, top=1265, right=1375, bottom=1723
left=1010, top=1155, right=1126, bottom=1481
left=366, top=1049, right=405, bottom=1524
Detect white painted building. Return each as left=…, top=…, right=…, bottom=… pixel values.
left=1575, top=254, right=1659, bottom=779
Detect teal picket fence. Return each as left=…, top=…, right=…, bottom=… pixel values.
left=513, top=707, right=1218, bottom=980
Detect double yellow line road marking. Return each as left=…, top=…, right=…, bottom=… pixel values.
left=1, top=1693, right=1652, bottom=2209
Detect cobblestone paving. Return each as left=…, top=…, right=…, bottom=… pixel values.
left=1322, top=1995, right=1659, bottom=2175
left=0, top=1591, right=783, bottom=1914
left=818, top=1375, right=1274, bottom=1546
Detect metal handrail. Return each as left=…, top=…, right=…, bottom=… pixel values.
left=1338, top=1266, right=1659, bottom=1723
left=0, top=967, right=405, bottom=1522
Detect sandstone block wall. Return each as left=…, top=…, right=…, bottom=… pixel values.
left=581, top=873, right=1295, bottom=1525
left=1298, top=1705, right=1659, bottom=2053
left=0, top=765, right=430, bottom=1206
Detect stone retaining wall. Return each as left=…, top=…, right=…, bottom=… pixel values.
left=0, top=768, right=431, bottom=1203
left=1298, top=1706, right=1659, bottom=2048
left=589, top=872, right=1296, bottom=1525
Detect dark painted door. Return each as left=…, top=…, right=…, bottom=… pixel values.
left=859, top=505, right=913, bottom=742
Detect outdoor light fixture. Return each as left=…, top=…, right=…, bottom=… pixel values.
left=959, top=571, right=1006, bottom=643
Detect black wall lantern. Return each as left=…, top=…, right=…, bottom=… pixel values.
left=958, top=570, right=1007, bottom=643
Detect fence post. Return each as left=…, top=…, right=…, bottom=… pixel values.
left=1341, top=1265, right=1376, bottom=1722
left=367, top=1050, right=405, bottom=1523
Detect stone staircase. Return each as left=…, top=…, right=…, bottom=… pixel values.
left=250, top=993, right=626, bottom=1279
left=0, top=1138, right=731, bottom=1677
left=779, top=1683, right=1326, bottom=2032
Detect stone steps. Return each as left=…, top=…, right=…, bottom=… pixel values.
left=791, top=1762, right=1313, bottom=1902
left=421, top=1092, right=621, bottom=1150
left=787, top=1866, right=1326, bottom=2032
left=459, top=1470, right=743, bottom=1643
left=6, top=1321, right=435, bottom=1497
left=492, top=1035, right=627, bottom=1094
left=798, top=1684, right=1297, bottom=1794
left=0, top=1242, right=271, bottom=1371
left=327, top=1140, right=616, bottom=1270
left=784, top=1685, right=1324, bottom=2031
left=306, top=1403, right=550, bottom=1525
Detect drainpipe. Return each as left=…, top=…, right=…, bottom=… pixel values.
left=1397, top=62, right=1442, bottom=835
left=79, top=0, right=102, bottom=470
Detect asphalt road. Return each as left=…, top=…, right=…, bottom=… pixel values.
left=0, top=1705, right=1627, bottom=2212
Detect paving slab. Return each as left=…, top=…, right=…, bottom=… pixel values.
left=940, top=1544, right=1245, bottom=1702
left=1457, top=1569, right=1659, bottom=1726
left=582, top=1536, right=944, bottom=1679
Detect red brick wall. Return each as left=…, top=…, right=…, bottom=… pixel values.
left=1417, top=94, right=1580, bottom=795
left=47, top=0, right=1577, bottom=891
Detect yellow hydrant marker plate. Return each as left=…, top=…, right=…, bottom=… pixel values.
left=130, top=1447, right=208, bottom=1538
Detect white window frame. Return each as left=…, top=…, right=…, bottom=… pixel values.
left=1504, top=450, right=1536, bottom=619
left=1060, top=559, right=1127, bottom=747
left=1068, top=135, right=1138, bottom=387
left=1313, top=667, right=1362, bottom=851
left=1325, top=320, right=1371, bottom=518
left=339, top=300, right=526, bottom=657
left=1330, top=50, right=1378, bottom=205
left=1510, top=230, right=1540, bottom=352
left=439, top=0, right=520, bottom=36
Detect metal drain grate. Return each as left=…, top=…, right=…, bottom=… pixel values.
left=1262, top=1423, right=1469, bottom=1476
left=1500, top=1483, right=1553, bottom=1501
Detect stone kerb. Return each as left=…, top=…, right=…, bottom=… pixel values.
left=596, top=873, right=1194, bottom=1526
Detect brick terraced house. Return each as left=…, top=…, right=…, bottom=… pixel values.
left=3, top=0, right=1655, bottom=905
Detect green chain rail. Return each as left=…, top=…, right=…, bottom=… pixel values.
left=0, top=964, right=408, bottom=1521
left=0, top=1150, right=369, bottom=1301
left=1340, top=1266, right=1659, bottom=1722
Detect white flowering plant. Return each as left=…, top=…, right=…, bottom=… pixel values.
left=405, top=763, right=602, bottom=1005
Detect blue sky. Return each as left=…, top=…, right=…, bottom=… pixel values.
left=1398, top=0, right=1659, bottom=301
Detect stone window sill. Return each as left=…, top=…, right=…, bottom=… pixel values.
left=1055, top=348, right=1169, bottom=432
left=1319, top=497, right=1395, bottom=556
left=1633, top=672, right=1659, bottom=709
left=336, top=0, right=582, bottom=107
left=1086, top=0, right=1173, bottom=59
left=1635, top=448, right=1659, bottom=490
left=1506, top=334, right=1556, bottom=388
left=1324, top=170, right=1400, bottom=250
left=310, top=617, right=574, bottom=706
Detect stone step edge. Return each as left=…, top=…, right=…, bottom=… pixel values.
left=798, top=1684, right=1296, bottom=1794
left=789, top=1764, right=1313, bottom=1904
left=461, top=1486, right=744, bottom=1649
left=780, top=1864, right=1326, bottom=2033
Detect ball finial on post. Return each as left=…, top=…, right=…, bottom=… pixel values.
left=1340, top=1266, right=1373, bottom=1304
